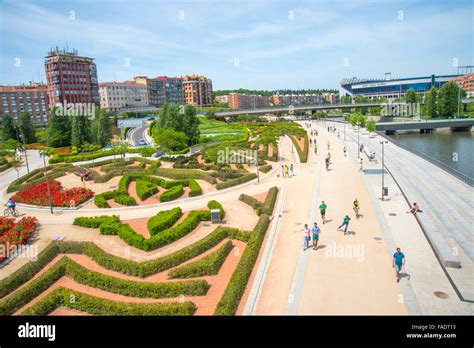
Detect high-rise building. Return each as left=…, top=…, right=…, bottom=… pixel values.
left=134, top=76, right=166, bottom=107
left=182, top=75, right=213, bottom=107
left=44, top=47, right=100, bottom=107
left=157, top=76, right=184, bottom=104
left=228, top=93, right=270, bottom=109
left=99, top=82, right=148, bottom=112
left=0, top=82, right=50, bottom=124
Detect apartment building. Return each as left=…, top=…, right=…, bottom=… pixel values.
left=0, top=82, right=50, bottom=124
left=182, top=75, right=213, bottom=107
left=228, top=93, right=270, bottom=109
left=134, top=76, right=184, bottom=107
left=453, top=73, right=474, bottom=98
left=99, top=82, right=148, bottom=112
left=272, top=94, right=321, bottom=106
left=44, top=47, right=99, bottom=107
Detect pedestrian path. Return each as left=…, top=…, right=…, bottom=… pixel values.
left=330, top=121, right=473, bottom=314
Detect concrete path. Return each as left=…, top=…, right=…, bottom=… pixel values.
left=328, top=120, right=473, bottom=314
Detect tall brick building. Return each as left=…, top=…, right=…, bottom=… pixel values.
left=44, top=47, right=100, bottom=107
left=182, top=75, right=213, bottom=107
left=0, top=82, right=49, bottom=124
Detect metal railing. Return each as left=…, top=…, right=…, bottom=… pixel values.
left=376, top=131, right=473, bottom=187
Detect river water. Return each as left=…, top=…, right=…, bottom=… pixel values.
left=389, top=130, right=474, bottom=180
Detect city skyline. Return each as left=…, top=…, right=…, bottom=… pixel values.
left=0, top=0, right=472, bottom=90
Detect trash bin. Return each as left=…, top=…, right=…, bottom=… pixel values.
left=211, top=209, right=221, bottom=224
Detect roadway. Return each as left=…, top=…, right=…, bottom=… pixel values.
left=127, top=123, right=152, bottom=146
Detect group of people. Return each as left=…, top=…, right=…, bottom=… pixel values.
left=280, top=163, right=294, bottom=178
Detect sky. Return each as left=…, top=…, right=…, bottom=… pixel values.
left=0, top=0, right=472, bottom=90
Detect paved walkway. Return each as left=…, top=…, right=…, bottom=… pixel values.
left=252, top=123, right=406, bottom=315
left=327, top=120, right=473, bottom=314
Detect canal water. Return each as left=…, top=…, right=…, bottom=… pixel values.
left=389, top=130, right=474, bottom=180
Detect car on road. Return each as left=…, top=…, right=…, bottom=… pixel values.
left=138, top=139, right=147, bottom=146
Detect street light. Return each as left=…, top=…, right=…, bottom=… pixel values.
left=18, top=134, right=30, bottom=174
left=357, top=122, right=361, bottom=159
left=380, top=141, right=388, bottom=201
left=39, top=151, right=54, bottom=214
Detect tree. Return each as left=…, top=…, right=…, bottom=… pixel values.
left=1, top=114, right=17, bottom=141
left=47, top=106, right=71, bottom=147
left=153, top=128, right=188, bottom=152
left=438, top=82, right=460, bottom=117
left=71, top=115, right=90, bottom=148
left=366, top=119, right=376, bottom=135
left=18, top=112, right=36, bottom=144
left=10, top=159, right=22, bottom=179
left=404, top=89, right=417, bottom=104
left=91, top=109, right=111, bottom=147
left=158, top=104, right=200, bottom=146
left=341, top=96, right=352, bottom=104
left=422, top=87, right=438, bottom=119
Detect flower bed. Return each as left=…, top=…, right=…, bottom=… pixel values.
left=0, top=216, right=38, bottom=263
left=12, top=180, right=94, bottom=207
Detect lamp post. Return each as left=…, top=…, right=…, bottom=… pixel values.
left=19, top=134, right=30, bottom=174
left=380, top=141, right=388, bottom=201
left=344, top=121, right=346, bottom=141
left=40, top=151, right=54, bottom=214
left=357, top=122, right=360, bottom=159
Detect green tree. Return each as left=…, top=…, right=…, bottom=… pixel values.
left=366, top=119, right=376, bottom=135
left=153, top=128, right=188, bottom=152
left=438, top=82, right=460, bottom=117
left=422, top=87, right=438, bottom=119
left=18, top=112, right=36, bottom=144
left=47, top=106, right=71, bottom=147
left=71, top=115, right=90, bottom=148
left=404, top=89, right=417, bottom=104
left=1, top=114, right=17, bottom=141
left=91, top=109, right=111, bottom=146
left=341, top=96, right=352, bottom=104
left=158, top=104, right=200, bottom=146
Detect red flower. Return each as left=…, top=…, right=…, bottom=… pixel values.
left=0, top=216, right=38, bottom=263
left=12, top=180, right=94, bottom=207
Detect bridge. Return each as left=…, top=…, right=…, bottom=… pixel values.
left=214, top=102, right=388, bottom=117
left=376, top=118, right=474, bottom=134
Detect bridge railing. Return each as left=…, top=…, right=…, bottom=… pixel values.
left=376, top=131, right=473, bottom=187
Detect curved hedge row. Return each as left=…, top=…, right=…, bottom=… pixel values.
left=239, top=186, right=278, bottom=216
left=168, top=240, right=234, bottom=279
left=288, top=133, right=309, bottom=163
left=215, top=173, right=257, bottom=190
left=147, top=207, right=182, bottom=235
left=20, top=288, right=197, bottom=316
left=159, top=184, right=184, bottom=202
left=0, top=256, right=208, bottom=316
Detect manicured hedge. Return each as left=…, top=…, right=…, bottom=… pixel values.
left=188, top=179, right=202, bottom=197
left=153, top=167, right=216, bottom=184
left=168, top=240, right=233, bottom=279
left=73, top=215, right=119, bottom=229
left=0, top=256, right=209, bottom=316
left=215, top=173, right=257, bottom=190
left=207, top=200, right=225, bottom=219
left=20, top=287, right=197, bottom=316
left=258, top=164, right=272, bottom=173
left=159, top=185, right=184, bottom=202
left=114, top=193, right=137, bottom=206
left=258, top=186, right=279, bottom=216
left=289, top=133, right=309, bottom=163
left=147, top=207, right=182, bottom=235
left=214, top=214, right=271, bottom=315
left=136, top=178, right=159, bottom=200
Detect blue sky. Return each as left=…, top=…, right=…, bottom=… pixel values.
left=0, top=0, right=472, bottom=89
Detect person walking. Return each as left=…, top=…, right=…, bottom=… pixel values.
left=353, top=198, right=360, bottom=217
left=325, top=156, right=330, bottom=170
left=303, top=224, right=311, bottom=251
left=337, top=215, right=351, bottom=235
left=343, top=146, right=347, bottom=157
left=392, top=248, right=405, bottom=283
left=290, top=163, right=294, bottom=177
left=284, top=164, right=289, bottom=178
left=311, top=222, right=321, bottom=250
left=280, top=165, right=284, bottom=178
left=327, top=140, right=330, bottom=150
left=319, top=201, right=327, bottom=224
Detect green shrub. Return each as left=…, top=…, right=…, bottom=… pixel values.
left=136, top=178, right=158, bottom=200
left=188, top=179, right=202, bottom=197
left=258, top=164, right=272, bottom=173
left=114, top=194, right=137, bottom=206
left=168, top=241, right=233, bottom=279
left=93, top=195, right=110, bottom=208
left=214, top=214, right=270, bottom=315
left=215, top=173, right=257, bottom=190
left=207, top=200, right=225, bottom=219
left=147, top=207, right=183, bottom=235
left=153, top=167, right=216, bottom=184
left=20, top=287, right=197, bottom=316
left=159, top=185, right=184, bottom=202
left=73, top=215, right=120, bottom=228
